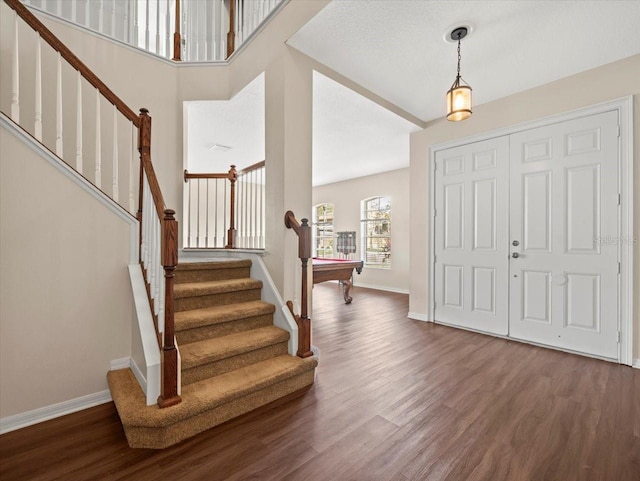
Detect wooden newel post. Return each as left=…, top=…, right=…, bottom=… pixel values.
left=137, top=108, right=151, bottom=260
left=297, top=218, right=313, bottom=358
left=158, top=209, right=181, bottom=408
left=226, top=0, right=236, bottom=59
left=284, top=211, right=313, bottom=358
left=226, top=165, right=238, bottom=248
left=173, top=0, right=181, bottom=61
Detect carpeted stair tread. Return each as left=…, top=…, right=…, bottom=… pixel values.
left=176, top=259, right=252, bottom=271
left=174, top=278, right=262, bottom=299
left=175, top=300, right=275, bottom=333
left=108, top=355, right=317, bottom=429
left=180, top=326, right=289, bottom=369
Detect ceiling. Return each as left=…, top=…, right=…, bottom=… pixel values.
left=288, top=0, right=640, bottom=122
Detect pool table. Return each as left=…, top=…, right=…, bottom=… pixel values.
left=312, top=258, right=364, bottom=304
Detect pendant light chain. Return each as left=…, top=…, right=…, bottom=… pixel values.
left=456, top=37, right=461, bottom=79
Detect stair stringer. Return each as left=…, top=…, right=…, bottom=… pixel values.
left=179, top=250, right=299, bottom=356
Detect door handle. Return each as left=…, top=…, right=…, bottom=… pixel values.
left=512, top=252, right=520, bottom=258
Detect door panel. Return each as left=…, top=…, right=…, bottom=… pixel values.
left=509, top=110, right=619, bottom=359
left=434, top=137, right=509, bottom=335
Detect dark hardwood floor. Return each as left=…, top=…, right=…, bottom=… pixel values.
left=1, top=283, right=639, bottom=480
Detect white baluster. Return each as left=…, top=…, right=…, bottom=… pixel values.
left=111, top=0, right=116, bottom=37
left=165, top=0, right=171, bottom=58
left=95, top=89, right=102, bottom=188
left=129, top=125, right=136, bottom=214
left=145, top=0, right=150, bottom=51
left=98, top=0, right=104, bottom=33
left=11, top=12, right=19, bottom=123
left=56, top=0, right=61, bottom=17
left=76, top=71, right=83, bottom=173
left=155, top=0, right=161, bottom=54
left=84, top=0, right=90, bottom=28
left=55, top=52, right=63, bottom=157
left=34, top=33, right=42, bottom=141
left=132, top=0, right=139, bottom=47
left=123, top=0, right=129, bottom=43
left=112, top=105, right=119, bottom=202
left=71, top=0, right=77, bottom=24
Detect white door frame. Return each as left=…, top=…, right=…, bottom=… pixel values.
left=428, top=96, right=634, bottom=365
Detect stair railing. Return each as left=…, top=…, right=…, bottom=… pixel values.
left=3, top=0, right=180, bottom=408
left=284, top=211, right=313, bottom=358
left=21, top=0, right=285, bottom=62
left=183, top=161, right=265, bottom=249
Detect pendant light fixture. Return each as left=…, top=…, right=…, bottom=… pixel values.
left=446, top=26, right=472, bottom=122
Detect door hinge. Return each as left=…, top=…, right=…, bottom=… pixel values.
left=617, top=193, right=621, bottom=206
left=434, top=255, right=437, bottom=263
left=434, top=208, right=437, bottom=217
left=617, top=331, right=621, bottom=343
left=618, top=262, right=621, bottom=274
left=617, top=125, right=621, bottom=138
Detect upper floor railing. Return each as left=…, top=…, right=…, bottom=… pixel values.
left=2, top=0, right=180, bottom=408
left=21, top=0, right=285, bottom=62
left=183, top=161, right=265, bottom=249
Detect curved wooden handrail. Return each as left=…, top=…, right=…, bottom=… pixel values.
left=138, top=110, right=166, bottom=219
left=284, top=210, right=313, bottom=358
left=4, top=0, right=139, bottom=126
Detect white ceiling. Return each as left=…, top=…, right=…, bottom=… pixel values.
left=288, top=0, right=640, bottom=122
left=313, top=71, right=421, bottom=186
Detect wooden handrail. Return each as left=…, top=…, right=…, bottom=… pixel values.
left=239, top=160, right=266, bottom=175
left=226, top=0, right=236, bottom=59
left=173, top=0, right=181, bottom=61
left=183, top=170, right=232, bottom=181
left=284, top=210, right=313, bottom=358
left=138, top=108, right=180, bottom=408
left=3, top=0, right=139, bottom=126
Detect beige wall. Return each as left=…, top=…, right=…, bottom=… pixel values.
left=313, top=168, right=411, bottom=293
left=0, top=128, right=134, bottom=418
left=409, top=54, right=640, bottom=359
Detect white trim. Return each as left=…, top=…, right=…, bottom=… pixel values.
left=428, top=97, right=634, bottom=365
left=633, top=359, right=640, bottom=369
left=109, top=357, right=130, bottom=370
left=0, top=390, right=111, bottom=434
left=408, top=311, right=431, bottom=322
left=354, top=282, right=409, bottom=295
left=1, top=113, right=139, bottom=265
left=128, top=264, right=161, bottom=405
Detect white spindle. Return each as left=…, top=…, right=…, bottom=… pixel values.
left=155, top=0, right=161, bottom=54
left=111, top=0, right=116, bottom=37
left=145, top=0, right=150, bottom=50
left=165, top=0, right=171, bottom=58
left=98, top=0, right=104, bottom=33
left=11, top=12, right=20, bottom=123
left=129, top=125, right=136, bottom=213
left=34, top=33, right=42, bottom=141
left=95, top=89, right=102, bottom=188
left=132, top=0, right=139, bottom=47
left=56, top=0, right=61, bottom=16
left=123, top=0, right=129, bottom=43
left=55, top=52, right=63, bottom=157
left=76, top=71, right=83, bottom=172
left=71, top=0, right=77, bottom=24
left=84, top=0, right=90, bottom=28
left=112, top=105, right=119, bottom=202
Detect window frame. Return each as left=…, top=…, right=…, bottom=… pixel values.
left=360, top=196, right=391, bottom=269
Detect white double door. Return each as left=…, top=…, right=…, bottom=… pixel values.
left=434, top=110, right=620, bottom=359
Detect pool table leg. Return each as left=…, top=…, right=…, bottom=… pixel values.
left=340, top=278, right=353, bottom=304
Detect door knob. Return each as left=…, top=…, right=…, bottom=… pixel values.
left=512, top=252, right=520, bottom=258
left=512, top=240, right=520, bottom=246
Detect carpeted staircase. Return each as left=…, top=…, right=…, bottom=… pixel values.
left=108, top=259, right=317, bottom=449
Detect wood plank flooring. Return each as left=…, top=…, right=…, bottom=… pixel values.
left=1, top=283, right=638, bottom=480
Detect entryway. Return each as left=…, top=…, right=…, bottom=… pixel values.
left=432, top=101, right=633, bottom=362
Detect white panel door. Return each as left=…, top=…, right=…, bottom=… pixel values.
left=434, top=137, right=509, bottom=335
left=509, top=110, right=619, bottom=358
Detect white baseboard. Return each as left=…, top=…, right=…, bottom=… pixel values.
left=633, top=358, right=640, bottom=369
left=353, top=282, right=409, bottom=295
left=0, top=357, right=134, bottom=434
left=0, top=390, right=112, bottom=434
left=408, top=311, right=432, bottom=322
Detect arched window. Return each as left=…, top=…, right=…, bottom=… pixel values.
left=313, top=203, right=334, bottom=258
left=361, top=196, right=391, bottom=268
